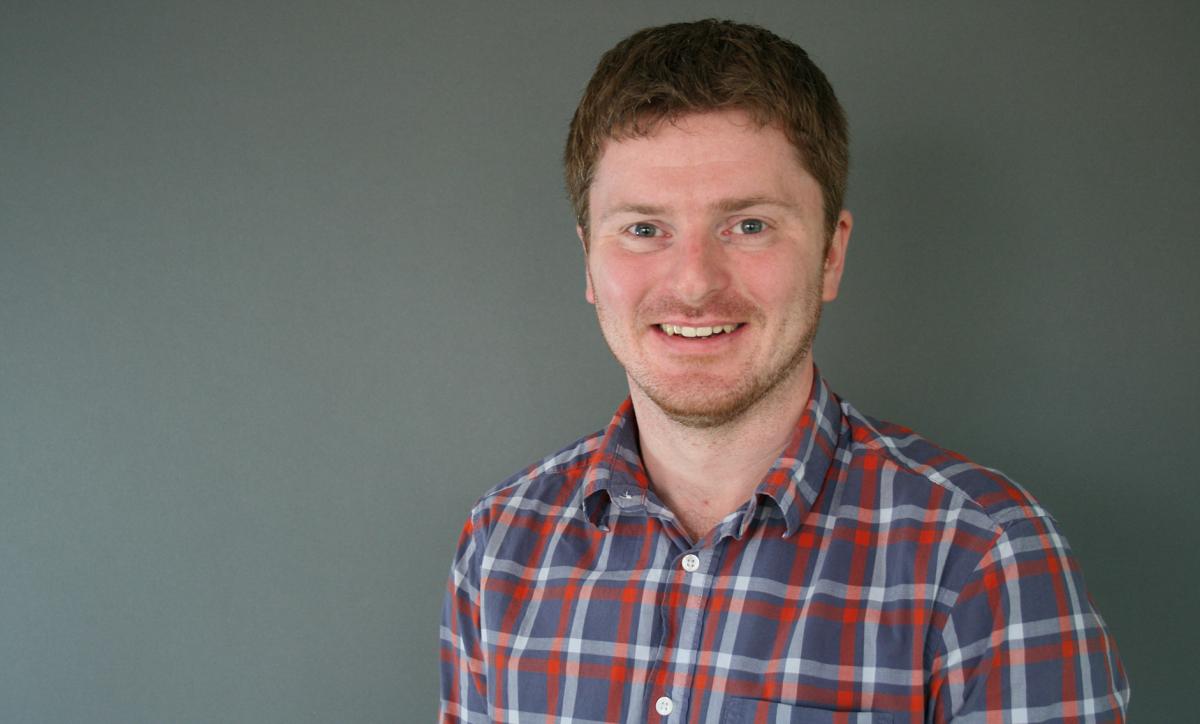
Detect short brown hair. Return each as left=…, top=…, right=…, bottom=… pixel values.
left=565, top=19, right=849, bottom=240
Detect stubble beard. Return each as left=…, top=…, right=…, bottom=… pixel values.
left=594, top=287, right=824, bottom=430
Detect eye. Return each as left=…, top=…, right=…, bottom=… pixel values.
left=732, top=218, right=766, bottom=235
left=626, top=222, right=663, bottom=238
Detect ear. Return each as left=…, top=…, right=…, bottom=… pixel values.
left=820, top=210, right=852, bottom=303
left=577, top=225, right=595, bottom=305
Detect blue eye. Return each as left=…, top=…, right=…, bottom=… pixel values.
left=629, top=223, right=660, bottom=237
left=735, top=219, right=765, bottom=234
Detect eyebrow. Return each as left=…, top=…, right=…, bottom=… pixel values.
left=597, top=196, right=798, bottom=225
left=596, top=203, right=668, bottom=223
left=712, top=195, right=796, bottom=214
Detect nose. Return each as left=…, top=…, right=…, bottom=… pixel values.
left=670, top=229, right=731, bottom=305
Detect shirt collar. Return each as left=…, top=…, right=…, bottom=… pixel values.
left=581, top=367, right=844, bottom=537
left=580, top=398, right=651, bottom=529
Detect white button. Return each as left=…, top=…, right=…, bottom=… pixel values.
left=681, top=553, right=700, bottom=572
left=655, top=696, right=674, bottom=715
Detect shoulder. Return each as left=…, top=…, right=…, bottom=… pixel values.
left=465, top=428, right=605, bottom=529
left=843, top=402, right=1135, bottom=716
left=838, top=399, right=1051, bottom=534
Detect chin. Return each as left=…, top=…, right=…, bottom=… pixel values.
left=635, top=347, right=815, bottom=429
left=643, top=383, right=766, bottom=429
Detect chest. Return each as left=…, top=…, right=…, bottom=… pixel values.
left=478, top=516, right=940, bottom=721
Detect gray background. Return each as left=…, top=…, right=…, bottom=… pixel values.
left=2, top=1, right=1195, bottom=721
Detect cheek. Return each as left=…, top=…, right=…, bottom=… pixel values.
left=737, top=257, right=795, bottom=302
left=740, top=255, right=824, bottom=315
left=591, top=258, right=654, bottom=309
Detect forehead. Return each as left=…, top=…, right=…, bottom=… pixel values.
left=589, top=109, right=816, bottom=209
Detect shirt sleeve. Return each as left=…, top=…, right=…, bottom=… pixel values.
left=439, top=513, right=490, bottom=723
left=927, top=515, right=1130, bottom=722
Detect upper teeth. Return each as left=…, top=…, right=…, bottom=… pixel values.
left=659, top=323, right=738, bottom=337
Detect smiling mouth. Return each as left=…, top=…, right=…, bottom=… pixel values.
left=657, top=323, right=741, bottom=338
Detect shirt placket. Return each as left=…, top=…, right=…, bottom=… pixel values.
left=649, top=543, right=719, bottom=722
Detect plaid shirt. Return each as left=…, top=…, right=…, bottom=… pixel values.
left=440, top=372, right=1129, bottom=722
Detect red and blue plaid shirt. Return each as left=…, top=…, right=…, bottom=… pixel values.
left=440, top=371, right=1129, bottom=722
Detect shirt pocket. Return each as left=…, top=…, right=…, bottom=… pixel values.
left=721, top=697, right=893, bottom=724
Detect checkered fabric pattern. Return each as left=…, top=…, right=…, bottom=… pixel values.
left=440, top=372, right=1129, bottom=722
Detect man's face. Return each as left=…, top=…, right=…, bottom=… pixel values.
left=582, top=109, right=851, bottom=428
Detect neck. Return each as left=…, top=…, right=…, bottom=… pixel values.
left=630, top=361, right=815, bottom=542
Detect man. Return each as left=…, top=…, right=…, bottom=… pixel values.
left=441, top=19, right=1128, bottom=723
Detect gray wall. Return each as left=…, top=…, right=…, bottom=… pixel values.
left=3, top=2, right=1195, bottom=721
